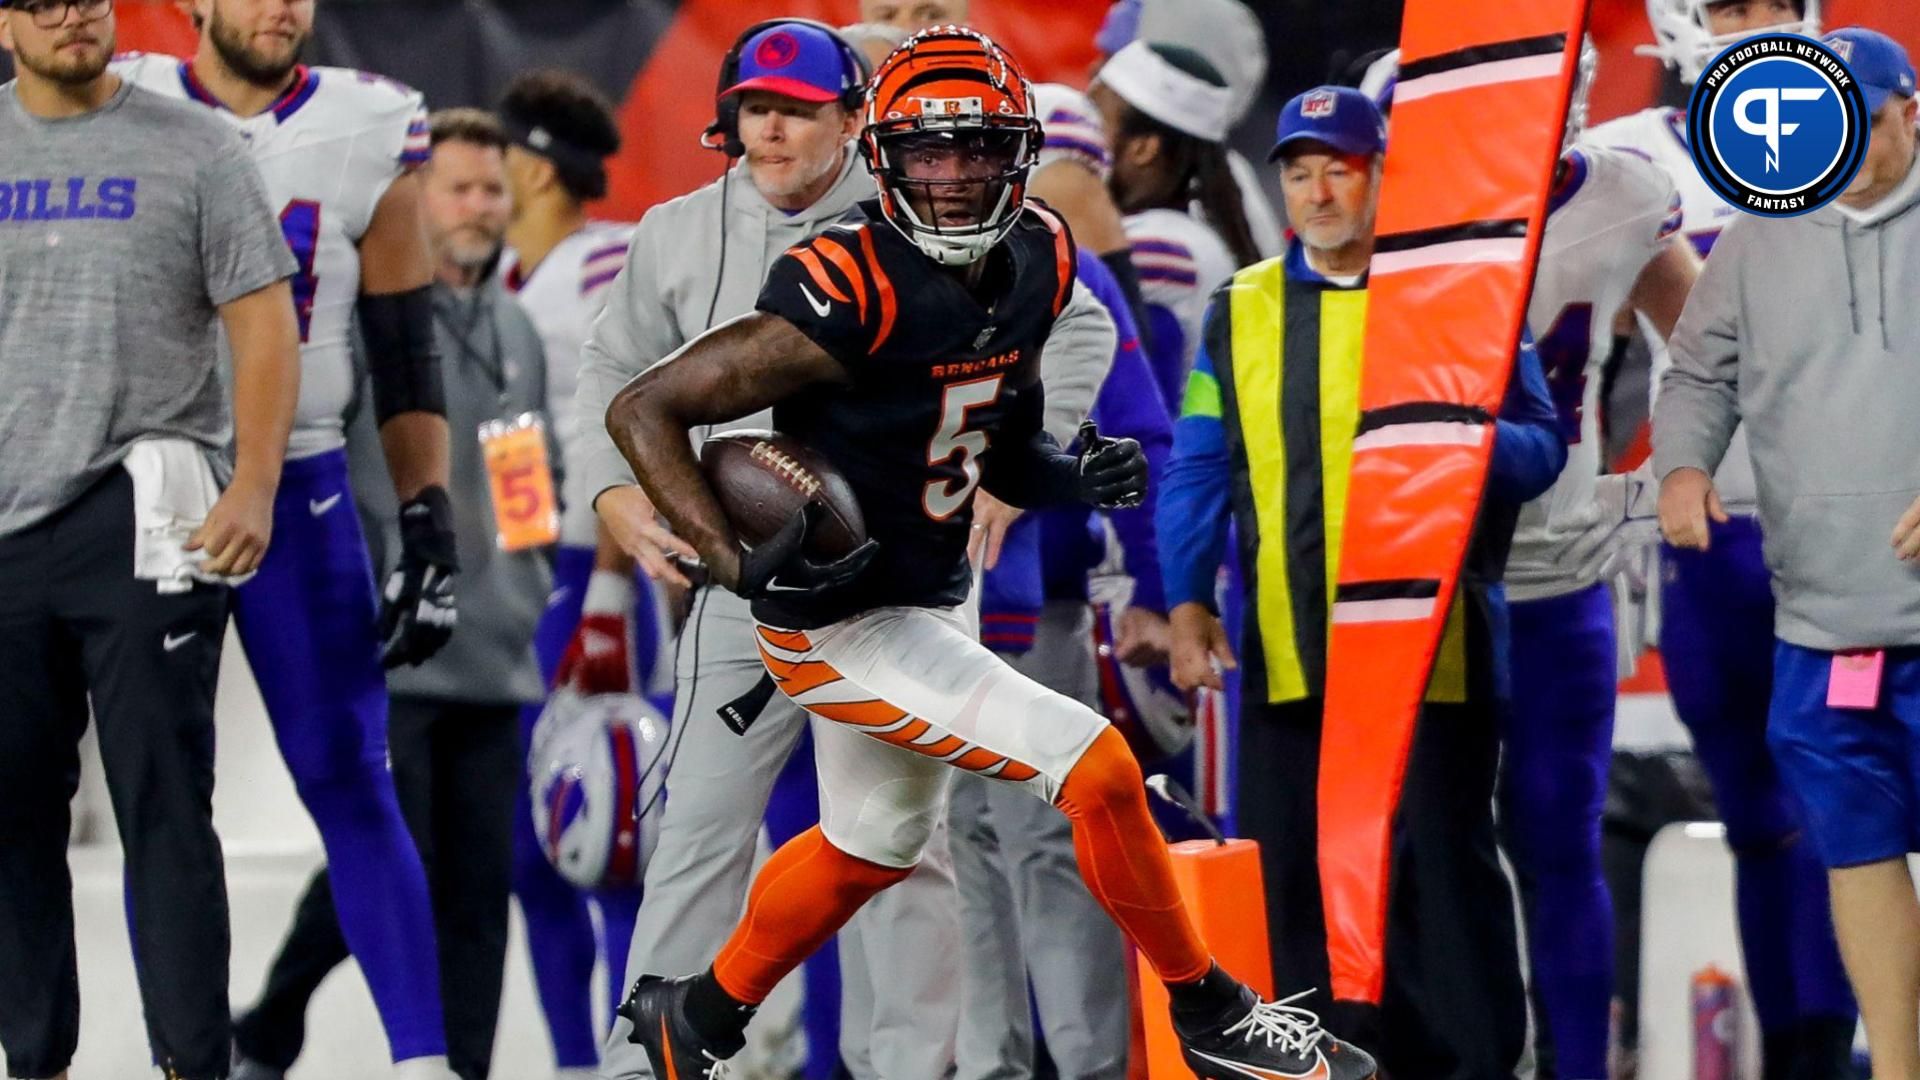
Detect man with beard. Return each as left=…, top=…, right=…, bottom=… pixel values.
left=115, top=1, right=460, bottom=1076
left=0, top=1, right=300, bottom=1078
left=228, top=108, right=555, bottom=1080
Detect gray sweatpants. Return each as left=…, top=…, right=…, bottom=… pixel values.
left=950, top=601, right=1130, bottom=1080
left=599, top=586, right=960, bottom=1080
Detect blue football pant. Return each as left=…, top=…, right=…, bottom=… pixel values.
left=232, top=450, right=445, bottom=1062
left=1502, top=584, right=1617, bottom=1080
left=513, top=544, right=668, bottom=1067
left=1661, top=519, right=1855, bottom=1033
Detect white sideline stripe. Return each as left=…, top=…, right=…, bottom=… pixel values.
left=1371, top=237, right=1527, bottom=276
left=1331, top=597, right=1438, bottom=624
left=1394, top=53, right=1564, bottom=104
left=1352, top=422, right=1489, bottom=452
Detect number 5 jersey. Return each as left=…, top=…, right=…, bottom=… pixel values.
left=753, top=198, right=1077, bottom=629
left=115, top=53, right=430, bottom=462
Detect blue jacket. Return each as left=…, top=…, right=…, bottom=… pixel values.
left=981, top=251, right=1174, bottom=651
left=1159, top=241, right=1563, bottom=616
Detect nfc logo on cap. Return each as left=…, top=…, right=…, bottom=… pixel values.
left=914, top=96, right=985, bottom=117
left=1302, top=90, right=1338, bottom=119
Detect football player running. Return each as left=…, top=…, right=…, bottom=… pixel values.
left=1589, top=3, right=1861, bottom=1074
left=606, top=28, right=1376, bottom=1080
left=116, top=1, right=458, bottom=1075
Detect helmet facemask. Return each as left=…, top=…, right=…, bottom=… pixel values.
left=869, top=125, right=1036, bottom=266
left=1640, top=0, right=1822, bottom=84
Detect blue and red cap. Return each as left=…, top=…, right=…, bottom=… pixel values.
left=1268, top=85, right=1387, bottom=162
left=721, top=22, right=852, bottom=104
left=1824, top=27, right=1917, bottom=114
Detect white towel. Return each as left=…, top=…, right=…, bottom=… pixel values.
left=122, top=439, right=257, bottom=593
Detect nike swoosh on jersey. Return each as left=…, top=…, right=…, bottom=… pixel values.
left=309, top=493, right=343, bottom=516
left=1187, top=1050, right=1331, bottom=1080
left=799, top=282, right=833, bottom=318
left=163, top=631, right=198, bottom=652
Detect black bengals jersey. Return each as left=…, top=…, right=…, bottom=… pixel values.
left=751, top=198, right=1079, bottom=629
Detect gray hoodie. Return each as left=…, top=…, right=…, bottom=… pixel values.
left=1653, top=156, right=1920, bottom=650
left=348, top=279, right=553, bottom=706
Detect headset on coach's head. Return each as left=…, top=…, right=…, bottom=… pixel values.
left=703, top=18, right=873, bottom=158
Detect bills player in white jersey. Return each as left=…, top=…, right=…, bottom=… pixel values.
left=115, top=0, right=460, bottom=1076
left=490, top=70, right=663, bottom=1078
left=1588, top=3, right=1863, bottom=1074
left=1505, top=89, right=1702, bottom=1077
left=1089, top=40, right=1256, bottom=413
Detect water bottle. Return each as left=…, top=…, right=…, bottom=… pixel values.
left=1692, top=965, right=1738, bottom=1080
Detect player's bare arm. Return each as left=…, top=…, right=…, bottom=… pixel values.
left=192, top=280, right=302, bottom=577
left=1627, top=236, right=1704, bottom=341
left=360, top=171, right=452, bottom=501
left=606, top=311, right=848, bottom=590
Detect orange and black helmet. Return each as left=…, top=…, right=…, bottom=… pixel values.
left=859, top=26, right=1041, bottom=266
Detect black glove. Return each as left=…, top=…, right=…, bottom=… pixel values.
left=380, top=484, right=459, bottom=668
left=1075, top=420, right=1147, bottom=509
left=734, top=503, right=878, bottom=601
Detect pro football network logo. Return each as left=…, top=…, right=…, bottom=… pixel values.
left=1687, top=33, right=1869, bottom=217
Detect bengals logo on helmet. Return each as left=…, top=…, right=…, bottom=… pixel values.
left=858, top=26, right=1042, bottom=266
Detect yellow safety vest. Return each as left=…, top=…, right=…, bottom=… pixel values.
left=1216, top=257, right=1467, bottom=705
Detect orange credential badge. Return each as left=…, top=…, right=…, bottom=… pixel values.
left=479, top=413, right=558, bottom=552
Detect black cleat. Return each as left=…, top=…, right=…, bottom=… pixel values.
left=619, top=974, right=736, bottom=1079
left=1175, top=985, right=1378, bottom=1080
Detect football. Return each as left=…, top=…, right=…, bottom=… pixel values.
left=699, top=430, right=867, bottom=561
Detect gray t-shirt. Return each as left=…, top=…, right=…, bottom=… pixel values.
left=0, top=79, right=295, bottom=537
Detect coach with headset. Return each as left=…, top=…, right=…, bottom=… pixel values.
left=579, top=21, right=952, bottom=1079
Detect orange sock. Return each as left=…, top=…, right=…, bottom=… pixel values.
left=1056, top=726, right=1214, bottom=984
left=710, top=826, right=912, bottom=1004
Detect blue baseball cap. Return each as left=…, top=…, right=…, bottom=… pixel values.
left=1825, top=28, right=1917, bottom=114
left=722, top=22, right=851, bottom=105
left=1268, top=85, right=1387, bottom=162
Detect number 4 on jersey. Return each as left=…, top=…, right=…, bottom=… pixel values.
left=279, top=199, right=321, bottom=342
left=924, top=375, right=1003, bottom=520
left=1535, top=301, right=1593, bottom=445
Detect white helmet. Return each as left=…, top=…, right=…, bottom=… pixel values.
left=1031, top=82, right=1113, bottom=180
left=1640, top=0, right=1822, bottom=84
left=1088, top=574, right=1193, bottom=763
left=529, top=689, right=670, bottom=891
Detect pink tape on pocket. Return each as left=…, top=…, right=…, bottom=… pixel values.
left=1828, top=650, right=1885, bottom=710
